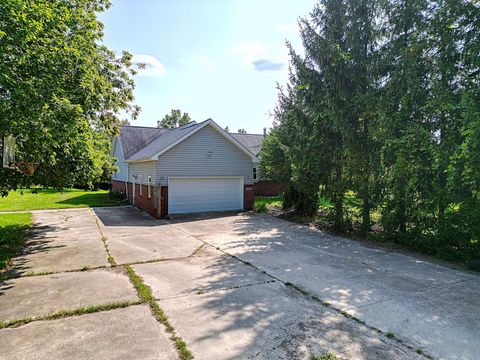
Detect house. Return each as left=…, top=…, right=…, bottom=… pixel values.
left=111, top=119, right=260, bottom=218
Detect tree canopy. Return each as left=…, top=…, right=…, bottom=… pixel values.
left=261, top=0, right=480, bottom=262
left=0, top=0, right=139, bottom=194
left=157, top=109, right=191, bottom=128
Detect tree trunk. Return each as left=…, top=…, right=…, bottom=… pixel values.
left=361, top=195, right=371, bottom=234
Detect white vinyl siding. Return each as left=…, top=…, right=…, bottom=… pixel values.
left=128, top=161, right=156, bottom=185
left=112, top=137, right=128, bottom=182
left=168, top=177, right=243, bottom=214
left=156, top=125, right=254, bottom=185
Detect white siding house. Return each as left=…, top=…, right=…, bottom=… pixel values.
left=112, top=137, right=128, bottom=182
left=111, top=119, right=259, bottom=218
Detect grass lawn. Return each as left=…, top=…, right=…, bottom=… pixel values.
left=0, top=188, right=126, bottom=212
left=0, top=212, right=32, bottom=270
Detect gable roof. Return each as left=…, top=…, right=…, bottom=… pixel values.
left=127, top=121, right=201, bottom=161
left=117, top=119, right=259, bottom=163
left=229, top=133, right=263, bottom=156
left=119, top=125, right=168, bottom=159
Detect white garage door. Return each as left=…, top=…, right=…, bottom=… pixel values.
left=168, top=177, right=244, bottom=214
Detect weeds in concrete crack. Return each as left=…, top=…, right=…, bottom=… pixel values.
left=311, top=353, right=339, bottom=360
left=170, top=224, right=432, bottom=359
left=90, top=208, right=116, bottom=267
left=0, top=300, right=141, bottom=329
left=125, top=265, right=193, bottom=360
left=101, top=236, right=116, bottom=266
left=189, top=244, right=205, bottom=257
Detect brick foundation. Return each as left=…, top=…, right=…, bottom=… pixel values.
left=244, top=184, right=254, bottom=210
left=112, top=180, right=127, bottom=195
left=113, top=181, right=255, bottom=217
left=254, top=180, right=287, bottom=197
left=159, top=186, right=168, bottom=219
left=111, top=180, right=157, bottom=217
left=134, top=183, right=156, bottom=216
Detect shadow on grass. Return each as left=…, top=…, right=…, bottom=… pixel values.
left=0, top=222, right=30, bottom=271
left=56, top=193, right=127, bottom=208
left=0, top=223, right=62, bottom=280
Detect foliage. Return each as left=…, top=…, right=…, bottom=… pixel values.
left=157, top=109, right=191, bottom=128
left=237, top=128, right=247, bottom=134
left=0, top=212, right=31, bottom=270
left=0, top=188, right=126, bottom=211
left=261, top=0, right=480, bottom=262
left=0, top=0, right=140, bottom=194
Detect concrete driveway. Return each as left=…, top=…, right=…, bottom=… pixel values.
left=0, top=206, right=478, bottom=359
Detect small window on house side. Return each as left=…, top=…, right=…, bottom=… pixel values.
left=139, top=177, right=143, bottom=196
left=253, top=168, right=257, bottom=180
left=147, top=176, right=152, bottom=198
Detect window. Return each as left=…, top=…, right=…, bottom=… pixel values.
left=253, top=168, right=257, bottom=180
left=147, top=176, right=152, bottom=198
left=139, top=176, right=143, bottom=196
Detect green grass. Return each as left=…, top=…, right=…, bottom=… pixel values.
left=311, top=353, right=339, bottom=360
left=0, top=188, right=126, bottom=211
left=0, top=212, right=32, bottom=270
left=254, top=196, right=283, bottom=212
left=125, top=265, right=193, bottom=360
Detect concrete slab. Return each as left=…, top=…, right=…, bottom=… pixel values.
left=0, top=268, right=138, bottom=322
left=172, top=213, right=480, bottom=359
left=93, top=207, right=203, bottom=264
left=159, top=281, right=418, bottom=360
left=0, top=305, right=177, bottom=360
left=133, top=246, right=272, bottom=300
left=10, top=209, right=108, bottom=275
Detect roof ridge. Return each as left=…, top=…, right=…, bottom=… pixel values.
left=121, top=124, right=165, bottom=130
left=229, top=133, right=263, bottom=136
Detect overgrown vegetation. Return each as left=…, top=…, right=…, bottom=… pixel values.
left=125, top=265, right=193, bottom=360
left=0, top=188, right=126, bottom=211
left=0, top=0, right=140, bottom=194
left=0, top=212, right=31, bottom=270
left=261, top=0, right=480, bottom=264
left=254, top=196, right=283, bottom=213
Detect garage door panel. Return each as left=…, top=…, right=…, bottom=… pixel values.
left=169, top=177, right=244, bottom=214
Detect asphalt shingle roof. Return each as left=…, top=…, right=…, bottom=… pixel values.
left=118, top=121, right=262, bottom=161
left=126, top=121, right=203, bottom=161
left=119, top=125, right=168, bottom=159
left=229, top=133, right=263, bottom=156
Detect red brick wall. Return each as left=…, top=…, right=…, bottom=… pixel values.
left=134, top=183, right=155, bottom=215
left=254, top=180, right=287, bottom=196
left=159, top=186, right=168, bottom=219
left=112, top=180, right=157, bottom=217
left=244, top=185, right=254, bottom=210
left=112, top=180, right=127, bottom=195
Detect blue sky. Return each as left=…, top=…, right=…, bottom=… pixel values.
left=99, top=0, right=315, bottom=134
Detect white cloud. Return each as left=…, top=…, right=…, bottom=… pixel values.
left=132, top=54, right=166, bottom=77
left=231, top=42, right=287, bottom=71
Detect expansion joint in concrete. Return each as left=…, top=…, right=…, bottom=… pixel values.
left=167, top=221, right=434, bottom=360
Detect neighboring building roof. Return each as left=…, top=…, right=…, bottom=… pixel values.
left=229, top=133, right=263, bottom=156
left=119, top=125, right=168, bottom=159
left=117, top=119, right=260, bottom=163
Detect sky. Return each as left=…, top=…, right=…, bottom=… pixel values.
left=99, top=0, right=315, bottom=134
